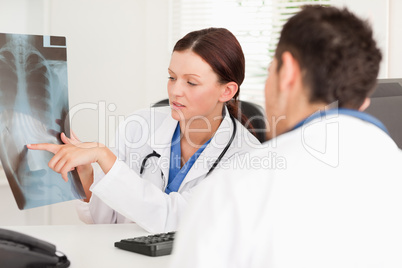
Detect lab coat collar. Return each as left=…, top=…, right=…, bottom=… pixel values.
left=147, top=107, right=178, bottom=181
left=147, top=106, right=236, bottom=190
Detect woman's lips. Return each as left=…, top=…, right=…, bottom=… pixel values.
left=171, top=101, right=185, bottom=110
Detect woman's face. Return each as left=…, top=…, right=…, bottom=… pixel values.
left=167, top=50, right=226, bottom=124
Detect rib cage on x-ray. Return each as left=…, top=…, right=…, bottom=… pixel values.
left=0, top=35, right=55, bottom=122
left=0, top=33, right=86, bottom=210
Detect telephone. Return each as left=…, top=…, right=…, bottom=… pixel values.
left=0, top=228, right=70, bottom=267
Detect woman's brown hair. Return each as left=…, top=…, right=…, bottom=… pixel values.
left=173, top=28, right=250, bottom=127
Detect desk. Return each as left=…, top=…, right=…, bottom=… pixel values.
left=1, top=224, right=171, bottom=267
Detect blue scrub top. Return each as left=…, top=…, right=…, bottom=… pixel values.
left=165, top=123, right=212, bottom=194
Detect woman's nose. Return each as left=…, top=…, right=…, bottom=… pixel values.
left=169, top=80, right=185, bottom=96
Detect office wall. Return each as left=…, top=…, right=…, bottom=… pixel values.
left=388, top=0, right=402, bottom=78
left=0, top=0, right=170, bottom=225
left=332, top=0, right=402, bottom=78
left=46, top=0, right=171, bottom=144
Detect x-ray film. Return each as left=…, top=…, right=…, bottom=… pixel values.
left=0, top=32, right=86, bottom=210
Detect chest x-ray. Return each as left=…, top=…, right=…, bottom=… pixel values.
left=0, top=32, right=86, bottom=210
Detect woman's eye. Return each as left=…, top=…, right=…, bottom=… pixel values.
left=187, top=81, right=197, bottom=86
left=168, top=76, right=176, bottom=81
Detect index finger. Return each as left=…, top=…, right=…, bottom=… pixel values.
left=27, top=143, right=61, bottom=155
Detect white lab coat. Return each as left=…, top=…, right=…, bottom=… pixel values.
left=76, top=106, right=260, bottom=233
left=170, top=113, right=402, bottom=268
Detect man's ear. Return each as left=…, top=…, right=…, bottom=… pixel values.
left=219, top=82, right=238, bottom=102
left=359, top=98, right=371, bottom=111
left=278, top=51, right=300, bottom=93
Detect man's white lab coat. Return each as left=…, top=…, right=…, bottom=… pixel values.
left=171, top=113, right=402, bottom=268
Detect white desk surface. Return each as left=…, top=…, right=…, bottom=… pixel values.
left=1, top=223, right=171, bottom=267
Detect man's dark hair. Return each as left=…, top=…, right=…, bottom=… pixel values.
left=275, top=5, right=382, bottom=109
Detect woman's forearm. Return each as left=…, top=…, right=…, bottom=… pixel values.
left=77, top=146, right=116, bottom=203
left=76, top=164, right=94, bottom=202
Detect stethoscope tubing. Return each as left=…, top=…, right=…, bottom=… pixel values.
left=139, top=114, right=237, bottom=177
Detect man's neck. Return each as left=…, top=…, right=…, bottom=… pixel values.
left=288, top=101, right=329, bottom=129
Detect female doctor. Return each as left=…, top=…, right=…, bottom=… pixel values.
left=27, top=28, right=260, bottom=233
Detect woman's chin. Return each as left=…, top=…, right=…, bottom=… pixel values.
left=170, top=109, right=186, bottom=121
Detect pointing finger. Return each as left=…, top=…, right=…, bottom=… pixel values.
left=27, top=143, right=61, bottom=155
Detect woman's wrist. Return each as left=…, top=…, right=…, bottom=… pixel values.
left=96, top=145, right=117, bottom=174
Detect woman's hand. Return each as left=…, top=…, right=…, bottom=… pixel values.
left=27, top=133, right=116, bottom=182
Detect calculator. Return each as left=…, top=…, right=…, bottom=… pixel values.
left=114, top=232, right=175, bottom=257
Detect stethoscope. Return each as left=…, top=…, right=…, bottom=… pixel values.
left=139, top=114, right=237, bottom=177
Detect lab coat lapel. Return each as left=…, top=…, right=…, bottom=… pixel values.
left=147, top=108, right=178, bottom=182
left=179, top=107, right=234, bottom=189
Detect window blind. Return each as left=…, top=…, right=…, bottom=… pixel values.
left=169, top=0, right=331, bottom=107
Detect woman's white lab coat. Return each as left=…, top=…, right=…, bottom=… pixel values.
left=76, top=106, right=260, bottom=233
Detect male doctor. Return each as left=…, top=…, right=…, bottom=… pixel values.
left=169, top=5, right=402, bottom=268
